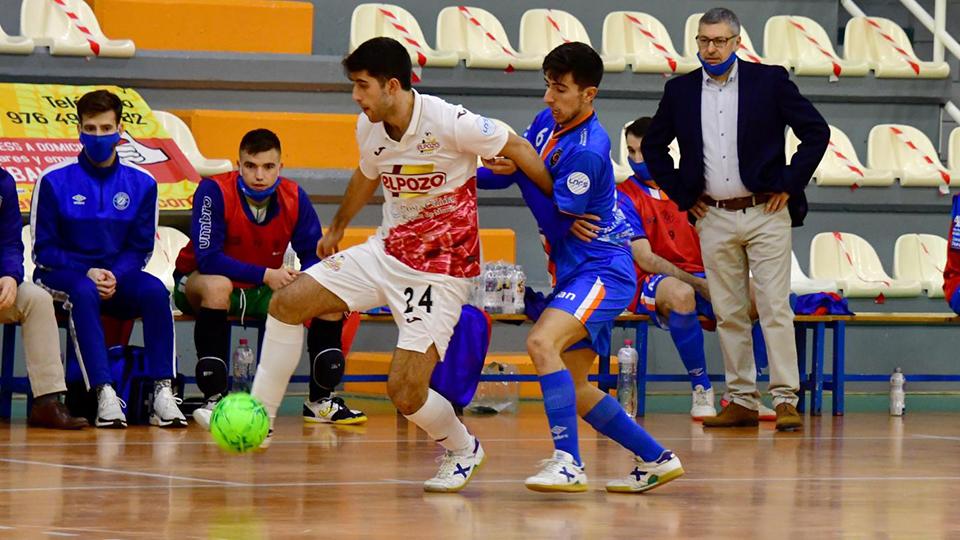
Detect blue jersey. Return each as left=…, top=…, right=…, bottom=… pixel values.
left=479, top=109, right=633, bottom=284
left=31, top=154, right=157, bottom=280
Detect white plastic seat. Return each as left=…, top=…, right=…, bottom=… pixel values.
left=786, top=125, right=894, bottom=186
left=20, top=0, right=134, bottom=57
left=948, top=127, right=959, bottom=175
left=613, top=121, right=679, bottom=183
left=350, top=3, right=458, bottom=68
left=763, top=16, right=868, bottom=77
left=519, top=9, right=626, bottom=72
left=144, top=226, right=190, bottom=293
left=22, top=226, right=35, bottom=283
left=791, top=251, right=839, bottom=295
left=602, top=11, right=698, bottom=74
left=894, top=233, right=947, bottom=298
left=436, top=6, right=541, bottom=70
left=0, top=22, right=34, bottom=55
left=682, top=13, right=774, bottom=66
left=867, top=124, right=952, bottom=187
left=153, top=111, right=232, bottom=177
left=845, top=17, right=950, bottom=79
left=809, top=232, right=922, bottom=298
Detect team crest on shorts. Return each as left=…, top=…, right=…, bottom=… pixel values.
left=112, top=192, right=130, bottom=210
left=321, top=253, right=346, bottom=272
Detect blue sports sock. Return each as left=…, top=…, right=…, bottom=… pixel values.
left=668, top=310, right=711, bottom=390
left=752, top=322, right=768, bottom=377
left=538, top=370, right=581, bottom=464
left=584, top=395, right=665, bottom=462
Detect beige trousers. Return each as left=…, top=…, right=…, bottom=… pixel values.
left=696, top=205, right=799, bottom=408
left=0, top=282, right=66, bottom=397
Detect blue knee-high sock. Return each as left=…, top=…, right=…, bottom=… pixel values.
left=584, top=395, right=665, bottom=462
left=539, top=370, right=581, bottom=464
left=668, top=311, right=711, bottom=390
left=752, top=322, right=768, bottom=377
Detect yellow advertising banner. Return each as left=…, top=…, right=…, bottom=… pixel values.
left=0, top=83, right=200, bottom=212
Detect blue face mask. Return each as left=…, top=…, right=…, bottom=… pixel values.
left=79, top=132, right=120, bottom=163
left=629, top=159, right=652, bottom=181
left=237, top=176, right=279, bottom=202
left=697, top=52, right=737, bottom=77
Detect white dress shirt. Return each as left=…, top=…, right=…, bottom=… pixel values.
left=701, top=60, right=751, bottom=199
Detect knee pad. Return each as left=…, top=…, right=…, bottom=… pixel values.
left=312, top=348, right=345, bottom=391
left=195, top=356, right=227, bottom=398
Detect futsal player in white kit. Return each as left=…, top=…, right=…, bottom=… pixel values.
left=249, top=37, right=552, bottom=492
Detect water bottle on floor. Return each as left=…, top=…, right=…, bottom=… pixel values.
left=233, top=339, right=255, bottom=392
left=511, top=265, right=526, bottom=315
left=616, top=340, right=638, bottom=417
left=889, top=367, right=905, bottom=416
left=483, top=264, right=501, bottom=314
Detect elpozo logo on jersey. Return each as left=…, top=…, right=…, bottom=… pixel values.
left=381, top=171, right=448, bottom=193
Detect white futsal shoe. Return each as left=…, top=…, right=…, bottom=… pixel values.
left=690, top=385, right=717, bottom=420
left=606, top=450, right=684, bottom=493
left=151, top=380, right=187, bottom=428
left=423, top=437, right=486, bottom=493
left=96, top=384, right=127, bottom=429
left=191, top=394, right=220, bottom=430
left=524, top=449, right=588, bottom=493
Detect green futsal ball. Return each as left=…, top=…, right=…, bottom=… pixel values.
left=210, top=392, right=270, bottom=453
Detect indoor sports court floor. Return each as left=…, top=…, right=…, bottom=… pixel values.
left=0, top=397, right=957, bottom=538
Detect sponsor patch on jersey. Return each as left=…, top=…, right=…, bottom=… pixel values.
left=549, top=148, right=563, bottom=167
left=566, top=172, right=590, bottom=195
left=112, top=191, right=130, bottom=210
left=476, top=116, right=495, bottom=136
left=417, top=133, right=441, bottom=155
left=381, top=171, right=448, bottom=193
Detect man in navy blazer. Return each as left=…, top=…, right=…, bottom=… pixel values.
left=643, top=7, right=828, bottom=431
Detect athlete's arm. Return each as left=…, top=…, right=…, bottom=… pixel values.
left=317, top=167, right=379, bottom=258
left=497, top=133, right=553, bottom=196
left=631, top=238, right=711, bottom=301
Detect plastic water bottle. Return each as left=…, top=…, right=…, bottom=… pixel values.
left=283, top=244, right=298, bottom=270
left=616, top=340, right=639, bottom=417
left=232, top=338, right=256, bottom=392
left=889, top=367, right=905, bottom=416
left=483, top=264, right=501, bottom=314
left=500, top=263, right=515, bottom=313
left=512, top=265, right=526, bottom=315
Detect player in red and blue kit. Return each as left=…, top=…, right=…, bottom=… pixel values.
left=175, top=129, right=365, bottom=433
left=479, top=43, right=683, bottom=494
left=944, top=194, right=960, bottom=313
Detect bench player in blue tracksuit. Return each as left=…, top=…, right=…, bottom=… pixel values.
left=31, top=89, right=185, bottom=429
left=478, top=43, right=684, bottom=494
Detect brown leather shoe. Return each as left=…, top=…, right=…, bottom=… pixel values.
left=702, top=401, right=759, bottom=427
left=28, top=394, right=89, bottom=430
left=774, top=403, right=803, bottom=432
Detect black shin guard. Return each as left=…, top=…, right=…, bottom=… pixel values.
left=307, top=318, right=345, bottom=402
left=195, top=307, right=230, bottom=398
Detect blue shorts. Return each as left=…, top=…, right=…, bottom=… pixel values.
left=634, top=272, right=715, bottom=330
left=546, top=260, right=636, bottom=355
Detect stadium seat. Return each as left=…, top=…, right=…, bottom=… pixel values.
left=613, top=121, right=679, bottom=183
left=601, top=11, right=698, bottom=74
left=171, top=110, right=359, bottom=169
left=844, top=17, right=950, bottom=79
left=791, top=251, right=839, bottom=295
left=144, top=226, right=190, bottom=293
left=350, top=3, right=458, bottom=68
left=20, top=0, right=135, bottom=57
left=153, top=111, right=232, bottom=177
left=436, top=6, right=541, bottom=70
left=893, top=233, right=947, bottom=298
left=0, top=23, right=34, bottom=55
left=682, top=13, right=773, bottom=66
left=867, top=124, right=951, bottom=187
left=809, top=231, right=922, bottom=298
left=21, top=226, right=34, bottom=283
left=763, top=16, right=868, bottom=77
left=948, top=127, right=959, bottom=174
left=786, top=125, right=894, bottom=186
left=519, top=9, right=626, bottom=72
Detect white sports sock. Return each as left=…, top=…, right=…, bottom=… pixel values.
left=251, top=315, right=305, bottom=418
left=404, top=388, right=473, bottom=454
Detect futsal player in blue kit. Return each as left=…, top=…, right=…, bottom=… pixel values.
left=479, top=42, right=684, bottom=493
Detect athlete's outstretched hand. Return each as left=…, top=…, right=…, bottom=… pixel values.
left=570, top=214, right=601, bottom=242
left=317, top=230, right=343, bottom=259
left=264, top=267, right=298, bottom=291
